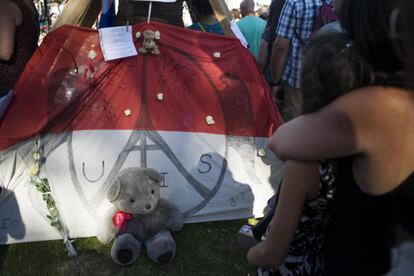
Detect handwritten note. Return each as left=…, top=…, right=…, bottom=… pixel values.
left=99, top=26, right=138, bottom=61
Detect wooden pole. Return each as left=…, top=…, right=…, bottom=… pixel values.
left=52, top=0, right=102, bottom=30
left=209, top=0, right=236, bottom=38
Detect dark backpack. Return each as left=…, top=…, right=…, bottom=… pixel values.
left=295, top=1, right=337, bottom=45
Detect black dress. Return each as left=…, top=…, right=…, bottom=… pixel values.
left=323, top=157, right=394, bottom=276
left=259, top=161, right=336, bottom=275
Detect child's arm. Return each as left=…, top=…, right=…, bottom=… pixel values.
left=0, top=1, right=22, bottom=61
left=247, top=160, right=320, bottom=268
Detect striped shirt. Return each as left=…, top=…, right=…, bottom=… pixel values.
left=276, top=0, right=332, bottom=88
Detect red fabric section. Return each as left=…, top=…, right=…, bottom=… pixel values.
left=112, top=211, right=133, bottom=231
left=0, top=22, right=282, bottom=150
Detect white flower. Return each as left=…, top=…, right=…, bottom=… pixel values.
left=258, top=149, right=267, bottom=157
left=157, top=93, right=164, bottom=101
left=29, top=163, right=40, bottom=176
left=206, top=115, right=215, bottom=125
left=88, top=50, right=97, bottom=60
left=124, top=109, right=132, bottom=117
left=33, top=152, right=41, bottom=160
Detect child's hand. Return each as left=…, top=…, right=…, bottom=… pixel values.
left=247, top=241, right=267, bottom=266
left=246, top=244, right=256, bottom=264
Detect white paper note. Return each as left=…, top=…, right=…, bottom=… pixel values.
left=99, top=26, right=138, bottom=61
left=230, top=20, right=248, bottom=48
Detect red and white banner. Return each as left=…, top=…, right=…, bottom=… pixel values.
left=0, top=22, right=283, bottom=244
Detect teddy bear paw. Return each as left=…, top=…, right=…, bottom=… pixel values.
left=156, top=251, right=174, bottom=263
left=116, top=249, right=134, bottom=264
left=111, top=233, right=141, bottom=266
left=145, top=231, right=177, bottom=263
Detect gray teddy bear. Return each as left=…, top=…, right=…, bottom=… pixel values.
left=96, top=167, right=184, bottom=265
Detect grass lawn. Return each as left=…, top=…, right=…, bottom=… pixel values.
left=0, top=220, right=255, bottom=275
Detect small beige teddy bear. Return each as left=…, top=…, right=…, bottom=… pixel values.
left=138, top=30, right=160, bottom=56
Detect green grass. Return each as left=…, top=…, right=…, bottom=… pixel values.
left=0, top=220, right=255, bottom=275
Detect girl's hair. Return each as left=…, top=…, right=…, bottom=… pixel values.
left=336, top=0, right=403, bottom=76
left=300, top=32, right=374, bottom=114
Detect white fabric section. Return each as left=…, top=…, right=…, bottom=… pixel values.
left=0, top=130, right=282, bottom=244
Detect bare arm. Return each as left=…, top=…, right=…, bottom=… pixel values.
left=0, top=14, right=16, bottom=61
left=270, top=37, right=290, bottom=83
left=269, top=104, right=358, bottom=161
left=247, top=161, right=319, bottom=267
left=0, top=1, right=22, bottom=61
left=268, top=87, right=393, bottom=162
left=268, top=87, right=414, bottom=195
left=257, top=39, right=269, bottom=72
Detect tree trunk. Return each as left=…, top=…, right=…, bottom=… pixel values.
left=52, top=0, right=102, bottom=29
left=116, top=0, right=184, bottom=27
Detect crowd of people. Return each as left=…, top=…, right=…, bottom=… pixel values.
left=188, top=0, right=414, bottom=275
left=1, top=0, right=414, bottom=275
left=249, top=0, right=414, bottom=275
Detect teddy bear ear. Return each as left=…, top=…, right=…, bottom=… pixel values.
left=155, top=31, right=160, bottom=40
left=107, top=179, right=121, bottom=202
left=146, top=168, right=162, bottom=182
